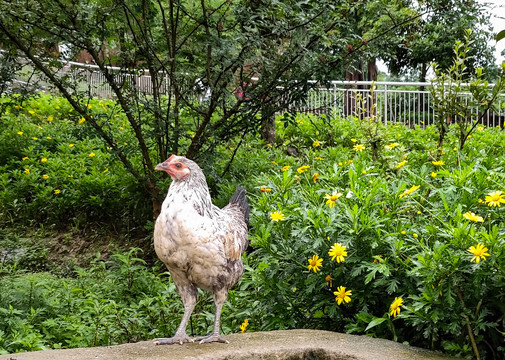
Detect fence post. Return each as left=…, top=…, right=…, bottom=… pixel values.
left=384, top=83, right=388, bottom=125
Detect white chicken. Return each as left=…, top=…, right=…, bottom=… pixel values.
left=152, top=155, right=249, bottom=345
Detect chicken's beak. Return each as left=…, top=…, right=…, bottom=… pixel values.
left=155, top=155, right=177, bottom=174
left=155, top=162, right=168, bottom=172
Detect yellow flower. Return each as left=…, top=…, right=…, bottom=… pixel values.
left=362, top=170, right=367, bottom=175
left=47, top=116, right=53, bottom=121
left=69, top=144, right=74, bottom=147
left=313, top=140, right=321, bottom=147
left=270, top=211, right=285, bottom=222
left=399, top=185, right=420, bottom=199
left=55, top=106, right=60, bottom=109
left=312, top=173, right=320, bottom=182
left=297, top=165, right=310, bottom=174
left=307, top=255, right=323, bottom=273
left=271, top=161, right=277, bottom=165
left=431, top=172, right=437, bottom=178
left=338, top=162, right=343, bottom=166
left=463, top=211, right=484, bottom=223
left=315, top=156, right=324, bottom=161
left=353, top=144, right=365, bottom=152
left=324, top=191, right=343, bottom=207
left=384, top=142, right=400, bottom=150
left=484, top=191, right=505, bottom=207
left=17, top=131, right=23, bottom=135
left=240, top=319, right=249, bottom=333
left=89, top=153, right=95, bottom=157
left=78, top=117, right=86, bottom=124
left=351, top=138, right=358, bottom=143
left=477, top=125, right=484, bottom=131
left=334, top=286, right=352, bottom=305
left=32, top=137, right=38, bottom=140
left=24, top=168, right=30, bottom=174
left=41, top=157, right=47, bottom=162
left=395, top=160, right=407, bottom=169
left=401, top=231, right=406, bottom=235
left=42, top=174, right=49, bottom=179
left=22, top=157, right=28, bottom=161
left=390, top=297, right=403, bottom=317
left=373, top=255, right=383, bottom=264
left=260, top=186, right=272, bottom=193
left=413, top=233, right=418, bottom=238
left=87, top=104, right=92, bottom=109
left=28, top=110, right=35, bottom=114
left=46, top=137, right=51, bottom=140
left=328, top=243, right=347, bottom=263
left=325, top=275, right=333, bottom=287
left=54, top=189, right=61, bottom=194
left=103, top=168, right=109, bottom=173
left=282, top=166, right=291, bottom=172
left=432, top=160, right=445, bottom=166
left=467, top=243, right=490, bottom=263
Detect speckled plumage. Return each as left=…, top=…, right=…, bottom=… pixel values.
left=153, top=155, right=249, bottom=345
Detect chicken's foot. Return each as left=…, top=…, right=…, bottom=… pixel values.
left=195, top=333, right=229, bottom=344
left=153, top=334, right=194, bottom=345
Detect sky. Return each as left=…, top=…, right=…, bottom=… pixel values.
left=479, top=0, right=505, bottom=64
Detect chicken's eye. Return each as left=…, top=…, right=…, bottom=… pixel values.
left=175, top=163, right=182, bottom=169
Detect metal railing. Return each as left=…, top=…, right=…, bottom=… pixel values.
left=285, top=81, right=505, bottom=128
left=8, top=59, right=505, bottom=127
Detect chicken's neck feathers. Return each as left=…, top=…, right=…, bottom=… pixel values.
left=164, top=174, right=217, bottom=218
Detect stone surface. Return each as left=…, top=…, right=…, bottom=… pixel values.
left=0, top=329, right=457, bottom=360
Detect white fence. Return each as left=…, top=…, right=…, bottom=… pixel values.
left=10, top=60, right=505, bottom=127
left=286, top=81, right=505, bottom=128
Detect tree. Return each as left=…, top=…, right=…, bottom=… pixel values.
left=367, top=0, right=497, bottom=82
left=0, top=0, right=354, bottom=219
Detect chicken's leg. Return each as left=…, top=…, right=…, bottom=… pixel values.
left=196, top=288, right=229, bottom=344
left=153, top=284, right=198, bottom=345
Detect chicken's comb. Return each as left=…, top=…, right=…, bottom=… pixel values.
left=168, top=154, right=177, bottom=162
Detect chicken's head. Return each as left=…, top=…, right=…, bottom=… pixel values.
left=155, top=155, right=192, bottom=180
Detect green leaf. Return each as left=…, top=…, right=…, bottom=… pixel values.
left=365, top=317, right=388, bottom=331
left=495, top=30, right=505, bottom=42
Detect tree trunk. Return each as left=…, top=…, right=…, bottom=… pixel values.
left=261, top=104, right=276, bottom=144
left=366, top=59, right=377, bottom=117
left=344, top=65, right=363, bottom=117
left=418, top=62, right=428, bottom=126
left=367, top=59, right=377, bottom=82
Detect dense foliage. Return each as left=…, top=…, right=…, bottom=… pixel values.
left=1, top=0, right=499, bottom=222
left=1, top=94, right=505, bottom=358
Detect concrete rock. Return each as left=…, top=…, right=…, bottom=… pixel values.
left=0, top=329, right=457, bottom=360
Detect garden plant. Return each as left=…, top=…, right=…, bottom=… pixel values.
left=0, top=92, right=504, bottom=359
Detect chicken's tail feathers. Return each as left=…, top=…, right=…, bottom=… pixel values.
left=229, top=186, right=250, bottom=227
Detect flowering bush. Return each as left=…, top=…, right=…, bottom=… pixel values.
left=0, top=94, right=153, bottom=228
left=238, top=113, right=505, bottom=358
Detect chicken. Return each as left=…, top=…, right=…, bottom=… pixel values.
left=152, top=155, right=249, bottom=345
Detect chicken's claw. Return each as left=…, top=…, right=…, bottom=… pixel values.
left=153, top=334, right=194, bottom=345
left=196, top=334, right=229, bottom=344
